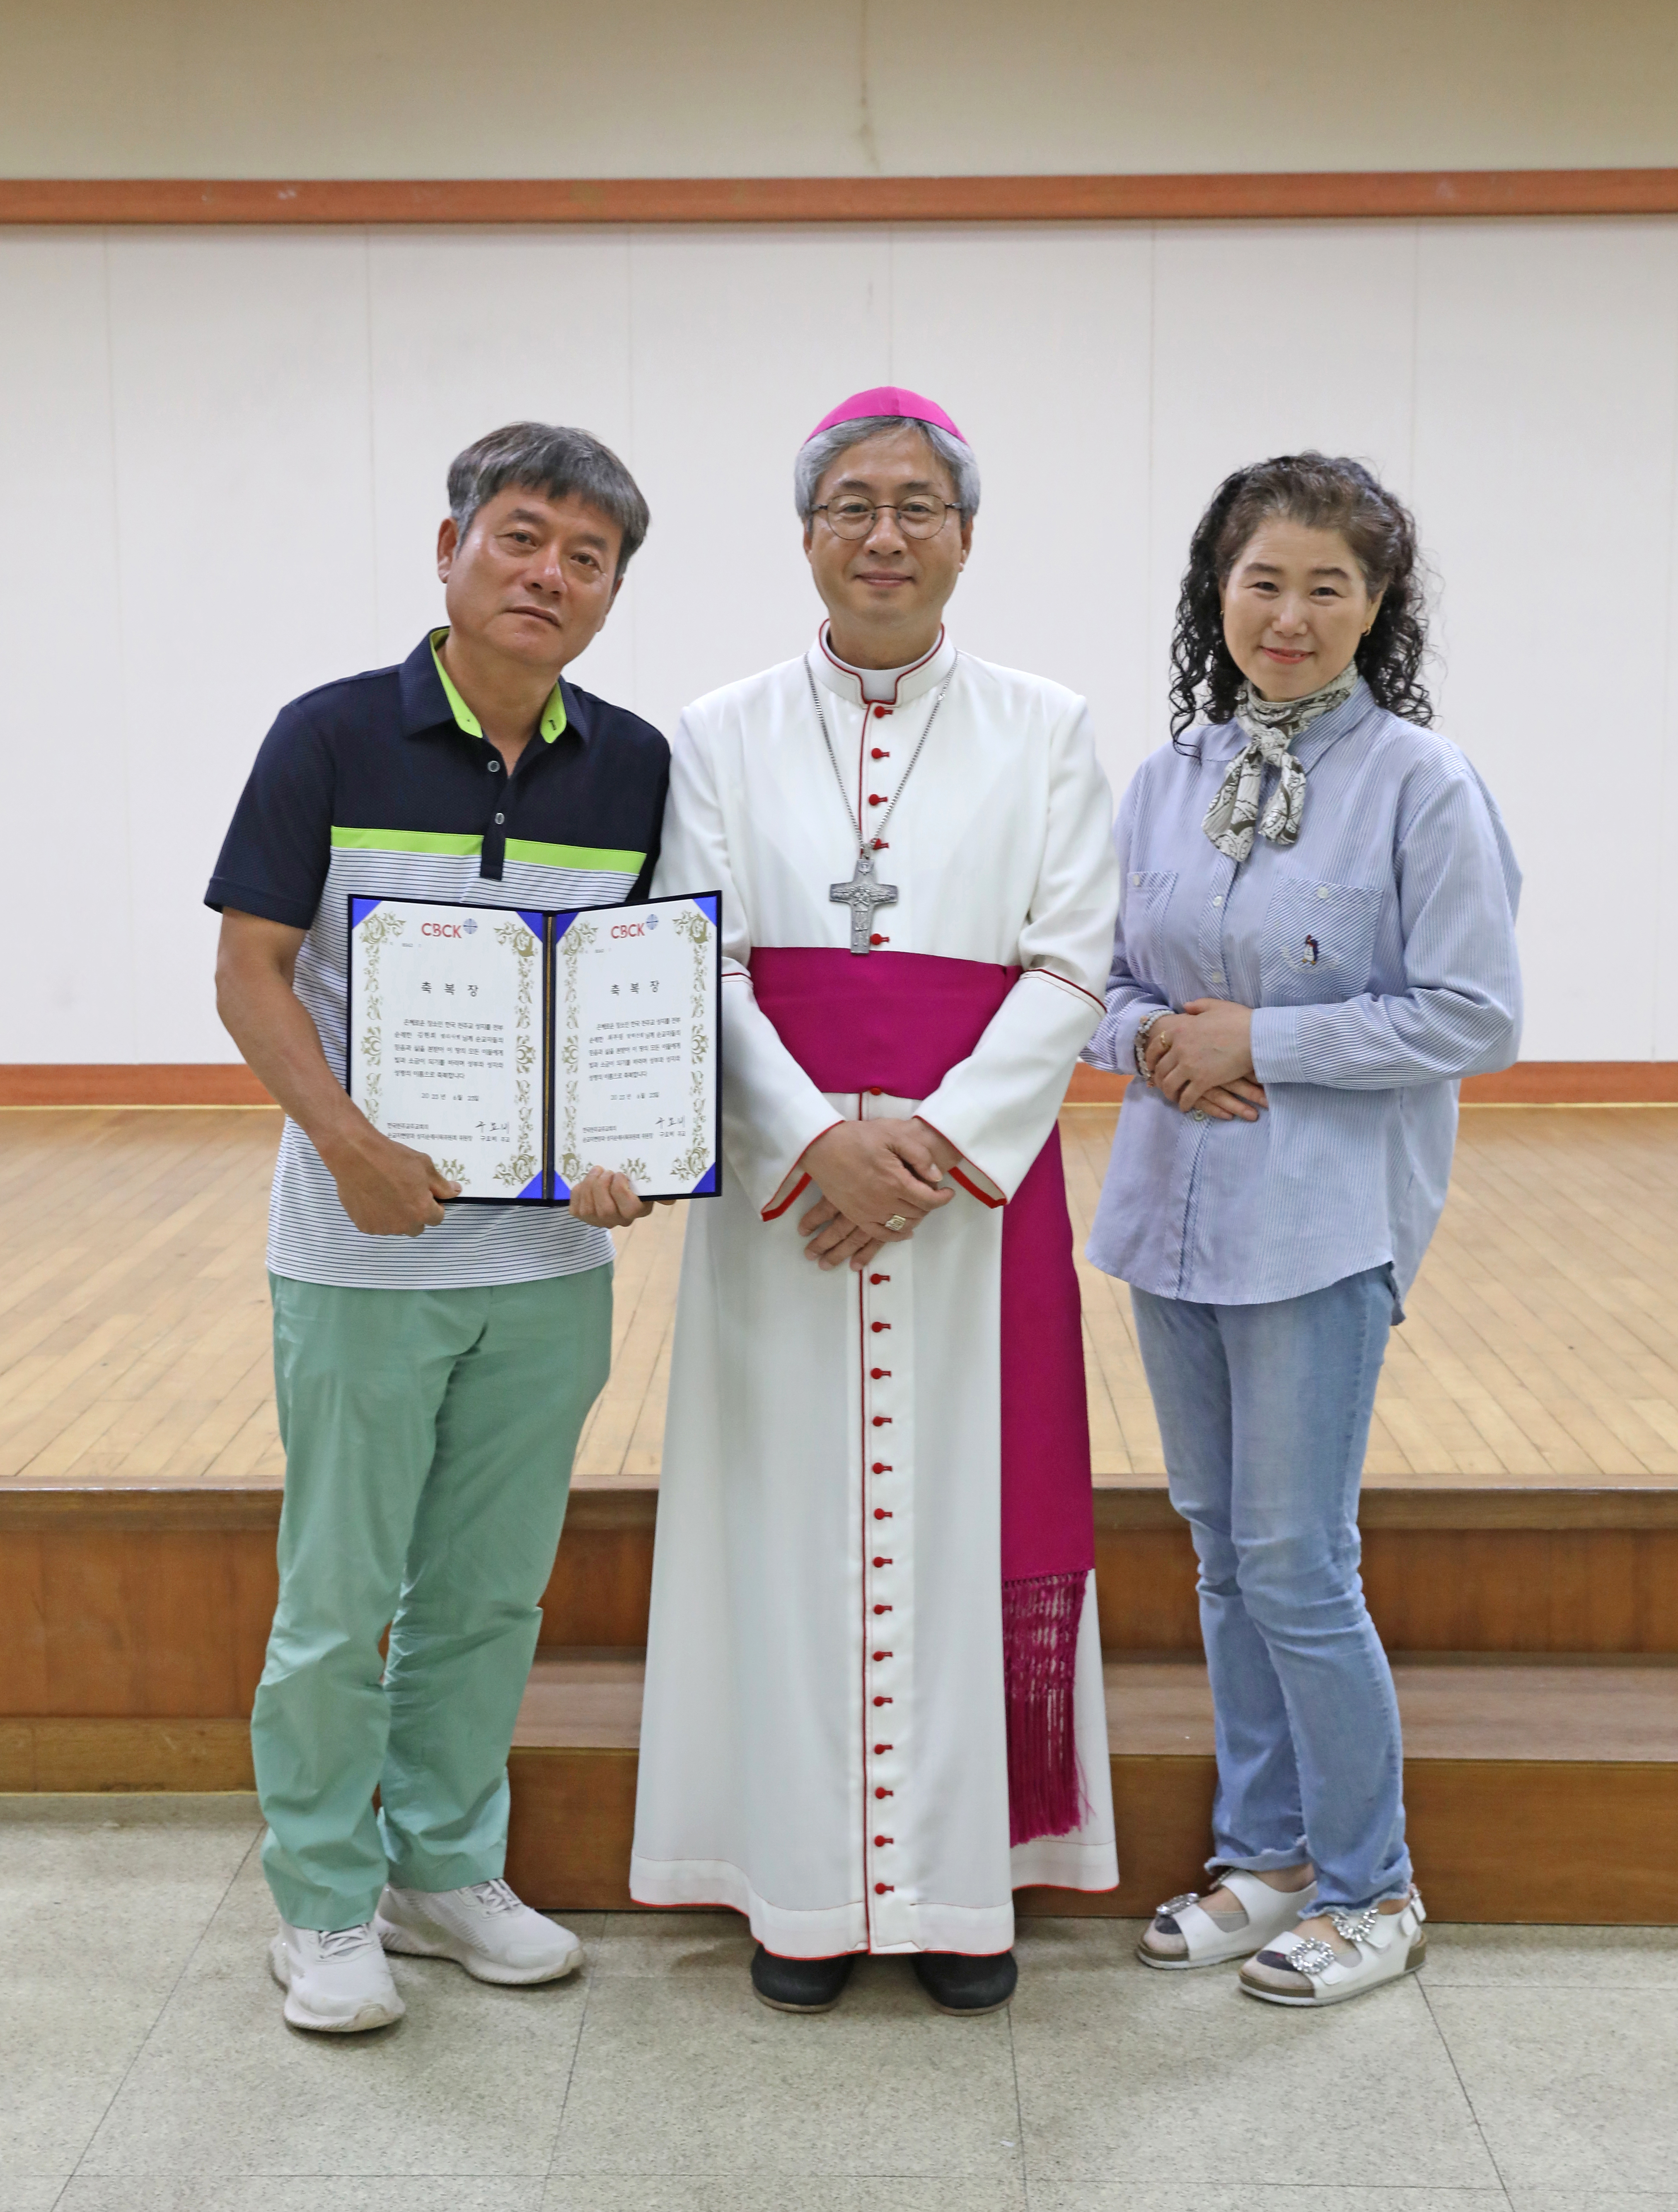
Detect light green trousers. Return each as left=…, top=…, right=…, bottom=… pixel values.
left=255, top=1267, right=612, bottom=1929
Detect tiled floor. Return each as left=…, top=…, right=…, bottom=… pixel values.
left=3, top=1799, right=1675, bottom=2211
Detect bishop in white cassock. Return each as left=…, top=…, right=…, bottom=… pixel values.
left=628, top=389, right=1122, bottom=2014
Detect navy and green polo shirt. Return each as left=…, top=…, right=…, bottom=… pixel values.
left=207, top=631, right=669, bottom=1289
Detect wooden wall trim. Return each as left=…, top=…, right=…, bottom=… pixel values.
left=1066, top=1061, right=1678, bottom=1107
left=5, top=170, right=1678, bottom=229
left=4, top=1061, right=1676, bottom=1109
left=1461, top=1060, right=1678, bottom=1104
left=0, top=1065, right=275, bottom=1107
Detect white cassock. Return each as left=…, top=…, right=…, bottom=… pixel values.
left=629, top=629, right=1122, bottom=1956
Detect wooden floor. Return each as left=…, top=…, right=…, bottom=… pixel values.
left=3, top=1102, right=1677, bottom=1491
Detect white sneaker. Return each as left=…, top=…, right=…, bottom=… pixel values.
left=1136, top=1868, right=1319, bottom=1970
left=1239, top=1888, right=1428, bottom=2006
left=376, top=1878, right=583, bottom=1986
left=269, top=1919, right=405, bottom=2033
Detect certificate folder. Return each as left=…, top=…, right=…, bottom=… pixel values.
left=346, top=890, right=721, bottom=1204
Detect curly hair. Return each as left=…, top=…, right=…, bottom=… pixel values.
left=1168, top=452, right=1433, bottom=745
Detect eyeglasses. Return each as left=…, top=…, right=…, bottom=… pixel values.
left=811, top=496, right=962, bottom=540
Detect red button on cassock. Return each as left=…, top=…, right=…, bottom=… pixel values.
left=873, top=704, right=890, bottom=717
left=869, top=933, right=887, bottom=945
left=873, top=1696, right=891, bottom=1707
left=872, top=1650, right=891, bottom=1661
left=875, top=1834, right=892, bottom=1846
left=874, top=1742, right=892, bottom=1753
left=873, top=1557, right=891, bottom=1567
left=870, top=1274, right=890, bottom=1284
left=871, top=1460, right=890, bottom=1473
left=873, top=1604, right=892, bottom=1615
left=871, top=1415, right=891, bottom=1427
left=871, top=1322, right=890, bottom=1333
left=875, top=1787, right=892, bottom=1799
left=868, top=793, right=887, bottom=806
left=871, top=747, right=890, bottom=759
left=873, top=1507, right=892, bottom=1519
left=875, top=1882, right=893, bottom=1894
left=870, top=1367, right=890, bottom=1379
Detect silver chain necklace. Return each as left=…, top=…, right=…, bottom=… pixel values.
left=804, top=656, right=956, bottom=955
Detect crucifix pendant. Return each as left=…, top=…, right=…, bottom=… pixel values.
left=830, top=844, right=899, bottom=955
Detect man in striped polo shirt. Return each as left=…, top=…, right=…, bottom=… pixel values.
left=208, top=423, right=667, bottom=2033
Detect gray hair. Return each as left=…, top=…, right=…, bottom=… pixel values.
left=447, top=421, right=650, bottom=574
left=794, top=415, right=981, bottom=525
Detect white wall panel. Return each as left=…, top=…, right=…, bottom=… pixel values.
left=104, top=230, right=377, bottom=1059
left=0, top=233, right=135, bottom=1060
left=1660, top=421, right=1678, bottom=1061
left=888, top=225, right=1154, bottom=800
left=366, top=230, right=636, bottom=698
left=2, top=217, right=1675, bottom=1066
left=624, top=228, right=892, bottom=737
left=1412, top=220, right=1678, bottom=1058
left=1147, top=222, right=1422, bottom=732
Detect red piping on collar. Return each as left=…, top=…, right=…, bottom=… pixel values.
left=817, top=624, right=947, bottom=706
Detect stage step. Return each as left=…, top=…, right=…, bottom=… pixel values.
left=6, top=1479, right=1669, bottom=1739
left=5, top=1481, right=1675, bottom=1926
left=501, top=1651, right=1678, bottom=1926
left=538, top=1481, right=1678, bottom=1656
left=506, top=1654, right=1678, bottom=1929
left=11, top=1650, right=1673, bottom=1924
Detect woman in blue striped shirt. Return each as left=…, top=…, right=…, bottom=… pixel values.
left=1085, top=454, right=1521, bottom=2007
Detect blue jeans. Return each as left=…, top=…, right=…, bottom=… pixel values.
left=1130, top=1268, right=1411, bottom=1913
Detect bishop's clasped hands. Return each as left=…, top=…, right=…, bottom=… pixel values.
left=795, top=1114, right=957, bottom=1271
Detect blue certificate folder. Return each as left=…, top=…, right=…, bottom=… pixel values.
left=345, top=889, right=721, bottom=1206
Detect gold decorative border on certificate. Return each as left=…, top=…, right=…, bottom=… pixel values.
left=557, top=916, right=599, bottom=1183
left=670, top=902, right=715, bottom=1186
left=353, top=907, right=409, bottom=1127
left=491, top=916, right=542, bottom=1190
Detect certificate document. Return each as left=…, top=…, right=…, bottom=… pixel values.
left=552, top=893, right=721, bottom=1201
left=346, top=891, right=720, bottom=1204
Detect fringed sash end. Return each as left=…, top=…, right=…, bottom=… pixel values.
left=1003, top=1569, right=1088, bottom=1847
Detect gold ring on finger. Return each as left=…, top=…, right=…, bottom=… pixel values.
left=884, top=1213, right=908, bottom=1232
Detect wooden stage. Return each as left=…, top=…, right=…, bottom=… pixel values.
left=2, top=1104, right=1675, bottom=1921
left=5, top=1102, right=1678, bottom=1494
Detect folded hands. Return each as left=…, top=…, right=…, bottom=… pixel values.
left=1144, top=998, right=1267, bottom=1120
left=798, top=1116, right=958, bottom=1272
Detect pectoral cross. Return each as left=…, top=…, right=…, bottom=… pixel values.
left=830, top=844, right=899, bottom=955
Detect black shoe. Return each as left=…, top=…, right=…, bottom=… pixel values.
left=912, top=1948, right=1018, bottom=2015
left=750, top=1944, right=856, bottom=2013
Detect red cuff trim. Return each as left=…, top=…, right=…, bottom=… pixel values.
left=1028, top=967, right=1107, bottom=1014
left=916, top=1116, right=1004, bottom=1209
left=762, top=1170, right=812, bottom=1222
left=950, top=1164, right=1004, bottom=1209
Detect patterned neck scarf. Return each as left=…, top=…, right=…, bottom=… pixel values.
left=1201, top=660, right=1361, bottom=863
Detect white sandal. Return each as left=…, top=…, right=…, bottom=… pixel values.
left=1239, top=1888, right=1427, bottom=2006
left=1135, top=1868, right=1318, bottom=1971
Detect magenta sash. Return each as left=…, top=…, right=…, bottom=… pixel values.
left=751, top=946, right=1095, bottom=1845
